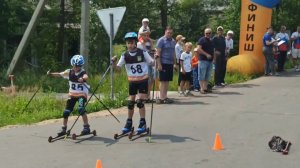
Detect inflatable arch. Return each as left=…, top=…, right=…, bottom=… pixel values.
left=227, top=0, right=280, bottom=75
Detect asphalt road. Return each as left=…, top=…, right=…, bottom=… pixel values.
left=1, top=71, right=300, bottom=168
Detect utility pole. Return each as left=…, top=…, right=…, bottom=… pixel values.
left=80, top=0, right=89, bottom=72
left=6, top=0, right=48, bottom=76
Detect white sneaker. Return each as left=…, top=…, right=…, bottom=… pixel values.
left=185, top=91, right=194, bottom=96
left=179, top=91, right=185, bottom=97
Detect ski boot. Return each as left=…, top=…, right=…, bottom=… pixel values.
left=122, top=119, right=133, bottom=134
left=81, top=124, right=91, bottom=135
left=136, top=118, right=147, bottom=134
left=57, top=126, right=67, bottom=136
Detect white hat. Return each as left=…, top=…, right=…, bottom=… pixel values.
left=227, top=30, right=234, bottom=35
left=217, top=26, right=224, bottom=31
left=142, top=18, right=149, bottom=23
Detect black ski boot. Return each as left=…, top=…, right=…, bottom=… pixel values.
left=57, top=126, right=67, bottom=136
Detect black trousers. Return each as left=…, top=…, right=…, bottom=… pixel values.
left=214, top=54, right=227, bottom=85
left=277, top=51, right=287, bottom=72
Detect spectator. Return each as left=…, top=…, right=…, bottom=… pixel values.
left=156, top=26, right=176, bottom=104
left=275, top=26, right=289, bottom=72
left=192, top=48, right=200, bottom=91
left=175, top=35, right=186, bottom=92
left=138, top=18, right=150, bottom=39
left=137, top=30, right=155, bottom=102
left=197, top=28, right=214, bottom=94
left=263, top=27, right=278, bottom=76
left=213, top=26, right=227, bottom=87
left=291, top=26, right=300, bottom=71
left=225, top=30, right=234, bottom=57
left=179, top=42, right=193, bottom=96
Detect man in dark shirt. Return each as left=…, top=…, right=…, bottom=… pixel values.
left=213, top=26, right=227, bottom=87
left=197, top=28, right=214, bottom=94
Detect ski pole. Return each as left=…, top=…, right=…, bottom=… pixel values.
left=148, top=59, right=157, bottom=143
left=22, top=69, right=51, bottom=112
left=82, top=83, right=120, bottom=123
left=65, top=65, right=112, bottom=136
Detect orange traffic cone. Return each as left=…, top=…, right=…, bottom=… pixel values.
left=212, top=133, right=224, bottom=150
left=95, top=160, right=102, bottom=168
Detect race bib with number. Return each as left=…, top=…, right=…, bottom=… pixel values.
left=125, top=62, right=149, bottom=82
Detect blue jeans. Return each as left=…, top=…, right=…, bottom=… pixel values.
left=198, top=60, right=212, bottom=81
left=192, top=67, right=200, bottom=89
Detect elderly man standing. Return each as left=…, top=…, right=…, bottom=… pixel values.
left=156, top=26, right=176, bottom=104
left=197, top=28, right=214, bottom=94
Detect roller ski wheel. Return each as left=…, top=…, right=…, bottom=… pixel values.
left=114, top=127, right=134, bottom=140
left=48, top=136, right=53, bottom=143
left=129, top=127, right=150, bottom=141
left=48, top=131, right=69, bottom=143
left=71, top=130, right=96, bottom=140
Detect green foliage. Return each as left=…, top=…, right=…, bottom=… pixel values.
left=272, top=0, right=300, bottom=32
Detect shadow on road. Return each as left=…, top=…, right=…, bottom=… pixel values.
left=74, top=135, right=115, bottom=146
left=150, top=134, right=200, bottom=143
left=226, top=83, right=260, bottom=88
left=211, top=91, right=243, bottom=95
left=175, top=101, right=210, bottom=105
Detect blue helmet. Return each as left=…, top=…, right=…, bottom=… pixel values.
left=124, top=32, right=138, bottom=41
left=70, top=55, right=84, bottom=66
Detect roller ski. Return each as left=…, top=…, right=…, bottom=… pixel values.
left=48, top=126, right=70, bottom=143
left=114, top=119, right=134, bottom=140
left=128, top=119, right=150, bottom=141
left=71, top=125, right=96, bottom=140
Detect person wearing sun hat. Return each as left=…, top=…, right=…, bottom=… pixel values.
left=225, top=30, right=234, bottom=57
left=175, top=34, right=186, bottom=92
left=138, top=18, right=151, bottom=38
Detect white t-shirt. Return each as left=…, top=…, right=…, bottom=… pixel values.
left=117, top=49, right=154, bottom=82
left=291, top=32, right=300, bottom=49
left=175, top=43, right=183, bottom=62
left=59, top=69, right=89, bottom=98
left=276, top=32, right=289, bottom=41
left=180, top=51, right=192, bottom=72
left=138, top=26, right=150, bottom=35
left=225, top=38, right=233, bottom=50
left=225, top=37, right=233, bottom=55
